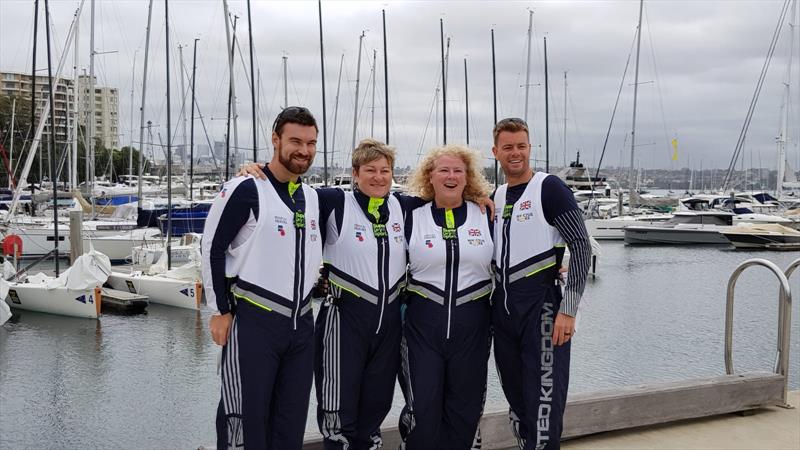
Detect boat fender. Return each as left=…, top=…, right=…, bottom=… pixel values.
left=2, top=235, right=23, bottom=257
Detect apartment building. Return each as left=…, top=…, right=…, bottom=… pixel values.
left=77, top=75, right=119, bottom=149
left=1, top=71, right=75, bottom=142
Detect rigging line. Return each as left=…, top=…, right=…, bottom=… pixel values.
left=644, top=6, right=676, bottom=163
left=723, top=0, right=792, bottom=190
left=593, top=28, right=638, bottom=187
left=416, top=86, right=440, bottom=163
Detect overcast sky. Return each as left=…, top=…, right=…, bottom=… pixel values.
left=2, top=0, right=799, bottom=175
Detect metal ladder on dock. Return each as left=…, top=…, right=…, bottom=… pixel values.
left=726, top=257, right=798, bottom=408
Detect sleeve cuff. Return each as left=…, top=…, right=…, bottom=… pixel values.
left=559, top=289, right=580, bottom=317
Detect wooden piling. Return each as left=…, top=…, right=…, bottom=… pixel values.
left=69, top=210, right=83, bottom=264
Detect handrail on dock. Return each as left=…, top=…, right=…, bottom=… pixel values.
left=725, top=258, right=796, bottom=408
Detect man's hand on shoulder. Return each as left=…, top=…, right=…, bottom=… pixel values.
left=237, top=163, right=267, bottom=180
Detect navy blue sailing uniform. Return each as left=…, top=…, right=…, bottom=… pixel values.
left=313, top=188, right=409, bottom=450
left=202, top=167, right=324, bottom=450
left=399, top=201, right=494, bottom=450
left=491, top=173, right=591, bottom=450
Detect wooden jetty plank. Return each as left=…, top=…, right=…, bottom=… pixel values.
left=300, top=372, right=785, bottom=450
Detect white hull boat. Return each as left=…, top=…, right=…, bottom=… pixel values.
left=4, top=283, right=101, bottom=319
left=106, top=272, right=202, bottom=310
left=585, top=215, right=672, bottom=240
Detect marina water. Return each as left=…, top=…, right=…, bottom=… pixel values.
left=1, top=243, right=798, bottom=448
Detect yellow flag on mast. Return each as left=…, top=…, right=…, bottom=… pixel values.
left=671, top=138, right=679, bottom=161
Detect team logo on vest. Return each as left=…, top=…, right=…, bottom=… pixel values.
left=355, top=224, right=366, bottom=241
left=423, top=233, right=436, bottom=248
left=468, top=238, right=486, bottom=246
left=219, top=187, right=228, bottom=198
left=520, top=200, right=532, bottom=210
left=468, top=228, right=482, bottom=237
left=516, top=212, right=533, bottom=222
left=310, top=219, right=317, bottom=230
left=392, top=222, right=402, bottom=233
left=277, top=224, right=286, bottom=236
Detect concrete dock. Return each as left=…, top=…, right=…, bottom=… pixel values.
left=561, top=390, right=800, bottom=450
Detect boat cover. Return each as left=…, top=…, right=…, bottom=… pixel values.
left=45, top=249, right=112, bottom=290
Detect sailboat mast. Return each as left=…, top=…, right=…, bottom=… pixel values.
left=32, top=0, right=39, bottom=187
left=190, top=38, right=198, bottom=201
left=165, top=0, right=173, bottom=270
left=179, top=44, right=187, bottom=169
left=464, top=57, right=469, bottom=146
left=71, top=9, right=79, bottom=191
left=629, top=0, right=644, bottom=201
left=318, top=0, right=329, bottom=184
left=331, top=53, right=343, bottom=174
left=9, top=99, right=15, bottom=189
left=351, top=31, right=365, bottom=152
left=44, top=0, right=60, bottom=275
left=524, top=9, right=533, bottom=123
left=89, top=0, right=95, bottom=204
left=129, top=52, right=136, bottom=184
left=544, top=36, right=549, bottom=172
left=491, top=28, right=498, bottom=186
left=282, top=55, right=288, bottom=108
left=383, top=9, right=389, bottom=144
left=440, top=19, right=447, bottom=145
left=370, top=49, right=376, bottom=137
left=223, top=0, right=234, bottom=179
left=246, top=0, right=257, bottom=163
left=777, top=0, right=797, bottom=198
left=231, top=17, right=239, bottom=167
left=137, top=0, right=153, bottom=207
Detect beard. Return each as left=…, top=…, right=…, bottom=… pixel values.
left=277, top=144, right=312, bottom=174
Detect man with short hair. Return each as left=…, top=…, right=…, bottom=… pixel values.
left=490, top=117, right=591, bottom=450
left=202, top=106, right=322, bottom=450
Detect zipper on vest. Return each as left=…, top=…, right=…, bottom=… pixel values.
left=375, top=236, right=388, bottom=334
left=373, top=222, right=389, bottom=334
left=293, top=210, right=306, bottom=331
left=442, top=208, right=458, bottom=340
left=501, top=203, right=513, bottom=316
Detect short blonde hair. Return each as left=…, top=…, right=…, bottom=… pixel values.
left=352, top=138, right=395, bottom=170
left=408, top=144, right=492, bottom=203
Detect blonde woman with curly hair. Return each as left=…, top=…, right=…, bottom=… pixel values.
left=398, top=144, right=494, bottom=449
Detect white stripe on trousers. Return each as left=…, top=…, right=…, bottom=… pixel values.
left=320, top=303, right=350, bottom=447
left=221, top=317, right=244, bottom=449
left=398, top=331, right=416, bottom=443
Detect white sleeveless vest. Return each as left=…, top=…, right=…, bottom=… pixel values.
left=323, top=193, right=407, bottom=304
left=230, top=178, right=323, bottom=328
left=493, top=172, right=565, bottom=313
left=407, top=201, right=493, bottom=306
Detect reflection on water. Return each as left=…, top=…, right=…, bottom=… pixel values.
left=1, top=244, right=798, bottom=448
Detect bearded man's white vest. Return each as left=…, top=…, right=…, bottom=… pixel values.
left=229, top=178, right=323, bottom=328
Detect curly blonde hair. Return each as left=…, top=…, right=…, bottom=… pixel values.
left=408, top=144, right=492, bottom=203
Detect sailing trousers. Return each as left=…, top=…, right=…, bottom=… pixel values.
left=314, top=295, right=401, bottom=450
left=216, top=300, right=314, bottom=450
left=399, top=294, right=491, bottom=450
left=492, top=283, right=571, bottom=450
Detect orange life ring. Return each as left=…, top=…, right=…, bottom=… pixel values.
left=2, top=234, right=23, bottom=257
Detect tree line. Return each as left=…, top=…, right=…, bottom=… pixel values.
left=0, top=94, right=150, bottom=188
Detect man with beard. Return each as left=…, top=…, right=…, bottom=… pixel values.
left=202, top=107, right=322, bottom=450
left=490, top=117, right=591, bottom=449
